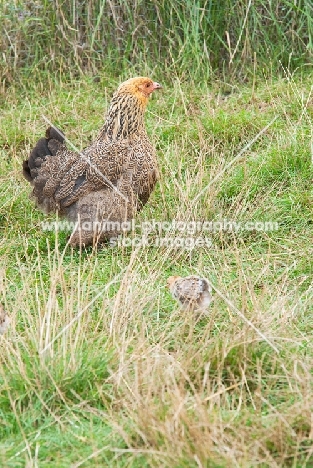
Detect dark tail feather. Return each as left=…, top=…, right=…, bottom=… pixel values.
left=45, top=126, right=65, bottom=144
left=23, top=126, right=65, bottom=182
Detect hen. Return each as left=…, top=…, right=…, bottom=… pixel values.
left=23, top=77, right=162, bottom=246
left=166, top=275, right=212, bottom=314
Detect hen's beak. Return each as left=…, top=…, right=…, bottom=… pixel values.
left=153, top=82, right=162, bottom=90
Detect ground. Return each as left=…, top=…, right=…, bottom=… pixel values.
left=0, top=71, right=313, bottom=467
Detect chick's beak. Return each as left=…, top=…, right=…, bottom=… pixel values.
left=153, top=82, right=162, bottom=90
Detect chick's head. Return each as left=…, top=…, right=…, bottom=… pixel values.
left=166, top=276, right=181, bottom=290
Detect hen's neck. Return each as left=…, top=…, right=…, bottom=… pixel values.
left=97, top=93, right=147, bottom=141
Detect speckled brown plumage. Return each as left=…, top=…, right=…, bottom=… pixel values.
left=0, top=304, right=10, bottom=335
left=167, top=275, right=212, bottom=313
left=23, top=77, right=162, bottom=246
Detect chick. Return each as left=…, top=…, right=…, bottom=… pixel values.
left=0, top=304, right=10, bottom=335
left=167, top=275, right=212, bottom=314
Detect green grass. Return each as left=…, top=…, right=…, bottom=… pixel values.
left=1, top=0, right=313, bottom=85
left=1, top=69, right=313, bottom=467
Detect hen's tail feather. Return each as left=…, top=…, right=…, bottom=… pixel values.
left=45, top=126, right=65, bottom=143
left=22, top=126, right=65, bottom=182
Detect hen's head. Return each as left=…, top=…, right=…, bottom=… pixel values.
left=100, top=77, right=162, bottom=140
left=117, top=77, right=162, bottom=107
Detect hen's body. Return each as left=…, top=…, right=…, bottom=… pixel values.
left=23, top=77, right=161, bottom=246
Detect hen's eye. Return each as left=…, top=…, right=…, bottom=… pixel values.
left=145, top=83, right=150, bottom=88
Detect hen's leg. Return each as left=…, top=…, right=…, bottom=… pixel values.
left=66, top=181, right=137, bottom=247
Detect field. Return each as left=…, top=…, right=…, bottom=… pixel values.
left=1, top=1, right=313, bottom=467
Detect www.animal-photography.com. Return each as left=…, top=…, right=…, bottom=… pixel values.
left=1, top=1, right=313, bottom=467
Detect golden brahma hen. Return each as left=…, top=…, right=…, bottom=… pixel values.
left=23, top=77, right=162, bottom=247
